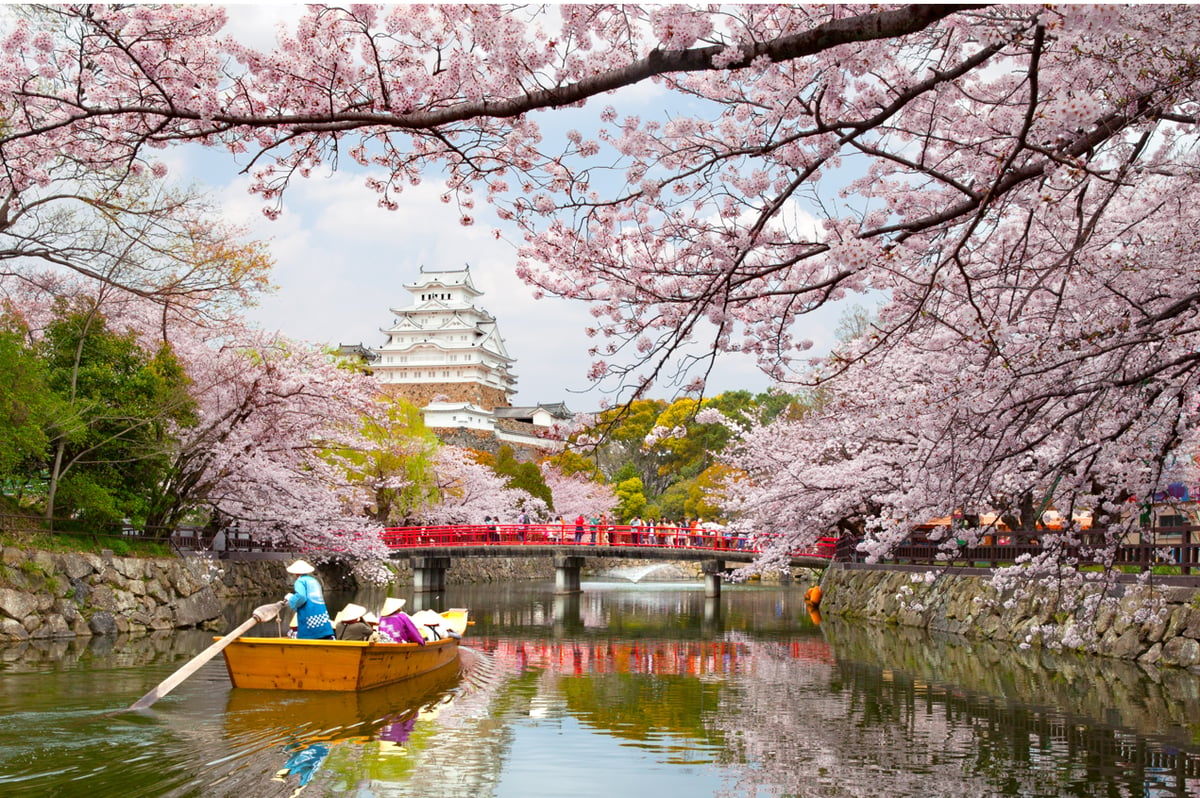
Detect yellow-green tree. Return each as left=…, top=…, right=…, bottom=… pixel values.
left=339, top=395, right=440, bottom=525
left=613, top=475, right=647, bottom=521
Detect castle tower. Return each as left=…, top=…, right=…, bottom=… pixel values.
left=370, top=267, right=516, bottom=410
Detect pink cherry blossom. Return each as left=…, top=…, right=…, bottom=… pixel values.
left=3, top=6, right=1199, bottom=584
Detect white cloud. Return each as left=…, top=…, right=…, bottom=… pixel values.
left=217, top=4, right=304, bottom=51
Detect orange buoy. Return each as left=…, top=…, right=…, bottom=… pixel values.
left=804, top=585, right=823, bottom=607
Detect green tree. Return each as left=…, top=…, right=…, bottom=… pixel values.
left=38, top=297, right=196, bottom=527
left=545, top=448, right=604, bottom=481
left=613, top=476, right=647, bottom=522
left=651, top=398, right=732, bottom=481
left=479, top=445, right=553, bottom=513
left=336, top=395, right=441, bottom=525
left=0, top=322, right=59, bottom=494
left=589, top=399, right=671, bottom=493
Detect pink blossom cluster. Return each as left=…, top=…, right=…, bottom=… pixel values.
left=541, top=464, right=618, bottom=520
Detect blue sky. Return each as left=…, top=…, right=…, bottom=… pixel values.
left=163, top=6, right=851, bottom=409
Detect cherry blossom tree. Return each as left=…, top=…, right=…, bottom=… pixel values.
left=153, top=327, right=392, bottom=562
left=7, top=4, right=1200, bottom=567
left=541, top=464, right=618, bottom=521
left=417, top=445, right=546, bottom=525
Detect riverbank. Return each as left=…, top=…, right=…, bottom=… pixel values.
left=822, top=563, right=1200, bottom=670
left=0, top=547, right=702, bottom=641
left=0, top=548, right=297, bottom=640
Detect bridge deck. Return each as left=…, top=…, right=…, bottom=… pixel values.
left=381, top=524, right=836, bottom=569
left=387, top=542, right=831, bottom=568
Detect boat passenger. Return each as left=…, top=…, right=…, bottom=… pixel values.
left=376, top=596, right=426, bottom=645
left=334, top=603, right=373, bottom=641
left=284, top=560, right=335, bottom=640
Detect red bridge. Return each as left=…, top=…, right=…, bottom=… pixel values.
left=377, top=523, right=841, bottom=597
left=381, top=522, right=839, bottom=561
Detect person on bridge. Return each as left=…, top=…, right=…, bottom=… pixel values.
left=574, top=514, right=585, bottom=544
left=284, top=560, right=335, bottom=640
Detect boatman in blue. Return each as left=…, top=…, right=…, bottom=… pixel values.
left=284, top=559, right=335, bottom=640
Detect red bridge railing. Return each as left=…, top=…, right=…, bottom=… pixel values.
left=380, top=524, right=839, bottom=560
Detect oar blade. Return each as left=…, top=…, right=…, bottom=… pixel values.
left=126, top=600, right=286, bottom=711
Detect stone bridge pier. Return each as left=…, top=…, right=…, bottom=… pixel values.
left=411, top=556, right=450, bottom=593
left=702, top=559, right=725, bottom=598
left=394, top=548, right=789, bottom=598
left=554, top=555, right=586, bottom=594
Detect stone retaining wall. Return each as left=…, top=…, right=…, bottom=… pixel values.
left=822, top=565, right=1200, bottom=670
left=0, top=547, right=294, bottom=641
left=0, top=547, right=698, bottom=641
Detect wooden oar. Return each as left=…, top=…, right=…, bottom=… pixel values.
left=127, top=599, right=287, bottom=711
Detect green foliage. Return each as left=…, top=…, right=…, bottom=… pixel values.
left=589, top=399, right=671, bottom=495
left=611, top=462, right=640, bottom=483
left=37, top=297, right=197, bottom=527
left=18, top=558, right=45, bottom=579
left=479, top=445, right=553, bottom=511
left=336, top=395, right=441, bottom=524
left=0, top=322, right=58, bottom=482
left=545, top=448, right=603, bottom=480
left=687, top=463, right=738, bottom=520
left=613, top=476, right=647, bottom=521
left=655, top=479, right=690, bottom=521
left=558, top=389, right=817, bottom=525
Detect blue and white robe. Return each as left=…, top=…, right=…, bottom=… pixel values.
left=287, top=574, right=334, bottom=639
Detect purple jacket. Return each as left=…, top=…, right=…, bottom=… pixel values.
left=378, top=612, right=426, bottom=644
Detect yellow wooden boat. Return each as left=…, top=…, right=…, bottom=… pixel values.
left=221, top=608, right=469, bottom=692
left=223, top=657, right=462, bottom=736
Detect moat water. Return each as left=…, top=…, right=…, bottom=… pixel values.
left=1, top=579, right=1198, bottom=797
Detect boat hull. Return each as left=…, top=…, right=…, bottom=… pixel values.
left=221, top=636, right=460, bottom=691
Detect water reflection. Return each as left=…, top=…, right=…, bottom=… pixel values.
left=222, top=662, right=461, bottom=796
left=0, top=581, right=1198, bottom=797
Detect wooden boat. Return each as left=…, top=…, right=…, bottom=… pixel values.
left=221, top=608, right=469, bottom=692
left=223, top=657, right=462, bottom=739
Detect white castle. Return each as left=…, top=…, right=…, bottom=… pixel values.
left=371, top=267, right=516, bottom=405
left=342, top=266, right=569, bottom=449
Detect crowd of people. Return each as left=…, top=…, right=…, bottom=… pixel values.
left=390, top=515, right=751, bottom=550
left=517, top=514, right=749, bottom=549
